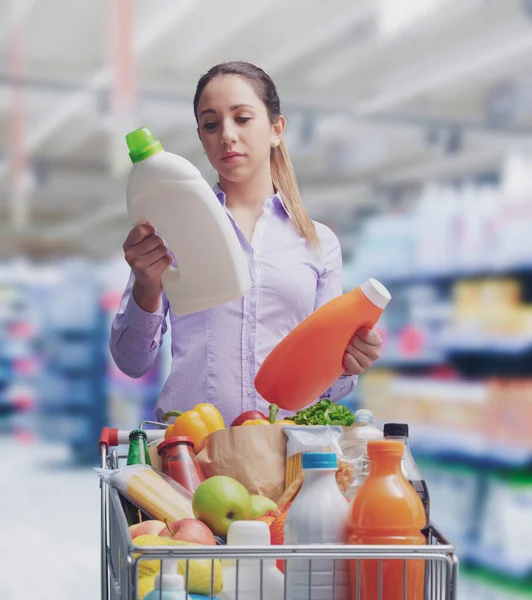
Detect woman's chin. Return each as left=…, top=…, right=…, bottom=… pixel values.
left=217, top=164, right=250, bottom=183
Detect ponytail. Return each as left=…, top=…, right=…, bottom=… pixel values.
left=271, top=140, right=319, bottom=246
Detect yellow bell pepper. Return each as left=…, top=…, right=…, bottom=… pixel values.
left=162, top=403, right=225, bottom=452
left=242, top=404, right=295, bottom=426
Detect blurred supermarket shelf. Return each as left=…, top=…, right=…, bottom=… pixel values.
left=381, top=265, right=532, bottom=288
left=462, top=544, right=532, bottom=581
left=438, top=333, right=532, bottom=355
left=409, top=426, right=532, bottom=469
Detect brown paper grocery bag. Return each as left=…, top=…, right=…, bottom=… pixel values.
left=196, top=425, right=287, bottom=502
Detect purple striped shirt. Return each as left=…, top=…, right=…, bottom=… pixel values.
left=110, top=184, right=357, bottom=425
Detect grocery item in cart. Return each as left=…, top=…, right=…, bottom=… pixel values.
left=284, top=452, right=350, bottom=600
left=254, top=277, right=391, bottom=411
left=142, top=558, right=192, bottom=600
left=196, top=424, right=287, bottom=501
left=383, top=422, right=430, bottom=527
left=283, top=424, right=345, bottom=488
left=125, top=126, right=251, bottom=315
left=158, top=436, right=206, bottom=493
left=162, top=404, right=225, bottom=453
left=95, top=464, right=194, bottom=523
left=126, top=429, right=154, bottom=524
left=340, top=409, right=383, bottom=500
left=134, top=535, right=223, bottom=597
left=128, top=429, right=153, bottom=466
left=347, top=439, right=426, bottom=600
left=219, top=521, right=284, bottom=600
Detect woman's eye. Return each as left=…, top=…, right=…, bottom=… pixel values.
left=203, top=122, right=217, bottom=130
left=236, top=117, right=251, bottom=123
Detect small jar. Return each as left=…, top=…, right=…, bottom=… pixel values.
left=157, top=436, right=206, bottom=493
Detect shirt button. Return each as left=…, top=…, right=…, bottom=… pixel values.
left=247, top=387, right=253, bottom=395
left=245, top=351, right=252, bottom=359
left=248, top=315, right=254, bottom=323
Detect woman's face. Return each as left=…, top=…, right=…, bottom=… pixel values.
left=196, top=75, right=284, bottom=183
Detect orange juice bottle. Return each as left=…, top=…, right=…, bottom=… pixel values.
left=254, top=278, right=391, bottom=411
left=347, top=439, right=426, bottom=600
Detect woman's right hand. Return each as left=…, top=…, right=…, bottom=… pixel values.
left=123, top=222, right=173, bottom=312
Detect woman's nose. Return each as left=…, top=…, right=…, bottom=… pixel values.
left=220, top=121, right=237, bottom=147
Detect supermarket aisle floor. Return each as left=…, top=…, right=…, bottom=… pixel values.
left=0, top=437, right=100, bottom=600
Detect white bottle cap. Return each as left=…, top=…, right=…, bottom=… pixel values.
left=360, top=278, right=391, bottom=310
left=355, top=409, right=373, bottom=424
left=154, top=558, right=184, bottom=591
left=227, top=521, right=271, bottom=546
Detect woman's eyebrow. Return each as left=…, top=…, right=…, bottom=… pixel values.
left=198, top=103, right=254, bottom=118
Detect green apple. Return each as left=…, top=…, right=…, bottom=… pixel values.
left=250, top=494, right=277, bottom=519
left=192, top=476, right=252, bottom=537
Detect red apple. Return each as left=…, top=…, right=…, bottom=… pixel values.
left=158, top=518, right=216, bottom=545
left=128, top=520, right=166, bottom=539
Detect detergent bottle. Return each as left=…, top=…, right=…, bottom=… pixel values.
left=254, top=278, right=391, bottom=411
left=125, top=127, right=251, bottom=315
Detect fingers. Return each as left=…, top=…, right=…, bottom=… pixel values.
left=343, top=347, right=371, bottom=376
left=123, top=223, right=156, bottom=250
left=343, top=327, right=383, bottom=375
left=356, top=327, right=382, bottom=346
left=346, top=336, right=381, bottom=362
left=126, top=243, right=172, bottom=272
left=130, top=233, right=165, bottom=257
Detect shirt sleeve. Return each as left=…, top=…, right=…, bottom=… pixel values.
left=109, top=270, right=169, bottom=378
left=313, top=225, right=358, bottom=401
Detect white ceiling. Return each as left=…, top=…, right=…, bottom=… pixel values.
left=1, top=0, right=532, bottom=259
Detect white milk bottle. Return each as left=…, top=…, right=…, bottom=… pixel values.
left=284, top=452, right=350, bottom=600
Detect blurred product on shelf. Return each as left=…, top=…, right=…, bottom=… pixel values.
left=347, top=153, right=532, bottom=285
left=359, top=372, right=532, bottom=452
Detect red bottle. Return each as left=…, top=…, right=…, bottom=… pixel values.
left=157, top=436, right=206, bottom=493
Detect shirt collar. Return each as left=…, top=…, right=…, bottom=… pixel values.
left=213, top=182, right=292, bottom=220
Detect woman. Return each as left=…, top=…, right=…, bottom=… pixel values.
left=110, top=61, right=382, bottom=425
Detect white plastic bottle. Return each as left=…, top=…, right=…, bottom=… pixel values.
left=125, top=127, right=251, bottom=315
left=340, top=409, right=383, bottom=460
left=340, top=409, right=383, bottom=500
left=219, top=521, right=284, bottom=600
left=142, top=558, right=192, bottom=600
left=284, top=452, right=350, bottom=600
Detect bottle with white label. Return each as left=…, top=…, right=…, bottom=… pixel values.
left=125, top=127, right=251, bottom=316
left=284, top=452, right=350, bottom=600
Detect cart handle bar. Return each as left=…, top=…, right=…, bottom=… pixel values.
left=98, top=426, right=166, bottom=451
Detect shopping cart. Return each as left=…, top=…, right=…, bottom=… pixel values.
left=99, top=424, right=459, bottom=600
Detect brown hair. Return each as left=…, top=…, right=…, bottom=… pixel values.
left=193, top=61, right=318, bottom=245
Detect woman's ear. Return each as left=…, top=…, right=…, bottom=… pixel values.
left=271, top=115, right=286, bottom=146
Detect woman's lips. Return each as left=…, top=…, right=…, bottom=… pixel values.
left=221, top=153, right=245, bottom=164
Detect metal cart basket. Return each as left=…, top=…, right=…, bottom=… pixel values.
left=99, top=425, right=459, bottom=600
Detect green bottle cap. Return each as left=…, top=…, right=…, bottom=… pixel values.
left=125, top=127, right=163, bottom=163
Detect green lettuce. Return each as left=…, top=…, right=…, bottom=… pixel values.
left=292, top=398, right=355, bottom=426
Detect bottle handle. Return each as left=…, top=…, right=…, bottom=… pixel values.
left=162, top=263, right=180, bottom=283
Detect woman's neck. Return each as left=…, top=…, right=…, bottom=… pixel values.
left=219, top=167, right=275, bottom=213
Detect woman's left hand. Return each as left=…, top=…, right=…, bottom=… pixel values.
left=342, top=327, right=382, bottom=376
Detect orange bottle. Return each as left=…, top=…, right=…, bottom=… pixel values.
left=347, top=439, right=426, bottom=600
left=254, top=278, right=391, bottom=411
